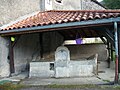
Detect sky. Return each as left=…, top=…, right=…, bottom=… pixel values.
left=97, top=0, right=103, bottom=2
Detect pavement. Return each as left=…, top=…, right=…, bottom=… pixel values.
left=20, top=76, right=108, bottom=85
left=0, top=61, right=115, bottom=85
left=97, top=61, right=115, bottom=82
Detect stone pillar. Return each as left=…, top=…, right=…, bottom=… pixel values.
left=55, top=46, right=70, bottom=78
left=0, top=36, right=10, bottom=77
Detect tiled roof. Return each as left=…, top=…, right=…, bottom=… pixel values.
left=1, top=10, right=120, bottom=31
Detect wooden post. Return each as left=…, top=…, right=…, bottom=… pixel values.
left=107, top=42, right=111, bottom=68
left=9, top=37, right=15, bottom=74
left=111, top=44, right=113, bottom=61
left=39, top=33, right=44, bottom=59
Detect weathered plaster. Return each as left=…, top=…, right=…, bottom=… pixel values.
left=14, top=34, right=40, bottom=74
left=66, top=44, right=108, bottom=61
left=0, top=0, right=40, bottom=26
left=14, top=32, right=64, bottom=74
left=0, top=36, right=10, bottom=77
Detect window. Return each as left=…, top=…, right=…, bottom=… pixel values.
left=55, top=0, right=62, bottom=3
left=50, top=63, right=54, bottom=70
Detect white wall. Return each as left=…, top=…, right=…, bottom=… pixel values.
left=14, top=34, right=40, bottom=74
left=13, top=32, right=64, bottom=74
left=30, top=62, right=54, bottom=77
left=52, top=0, right=105, bottom=10
left=52, top=0, right=81, bottom=10
left=0, top=37, right=10, bottom=77
left=66, top=44, right=108, bottom=61
left=29, top=58, right=97, bottom=78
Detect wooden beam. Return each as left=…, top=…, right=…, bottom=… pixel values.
left=9, top=37, right=15, bottom=74
left=88, top=27, right=114, bottom=46
left=93, top=30, right=107, bottom=44
left=107, top=42, right=111, bottom=68
left=94, top=30, right=104, bottom=38
left=104, top=32, right=114, bottom=47
left=77, top=30, right=84, bottom=38
left=12, top=35, right=21, bottom=48
left=111, top=44, right=113, bottom=61
left=105, top=29, right=114, bottom=39
left=57, top=31, right=65, bottom=40
left=88, top=30, right=93, bottom=37
left=100, top=37, right=107, bottom=45
left=39, top=33, right=44, bottom=59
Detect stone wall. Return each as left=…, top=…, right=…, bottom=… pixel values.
left=0, top=0, right=40, bottom=26
left=69, top=62, right=94, bottom=77
left=29, top=62, right=54, bottom=77
left=14, top=32, right=64, bottom=74
left=14, top=34, right=40, bottom=74
left=29, top=54, right=98, bottom=78
left=52, top=0, right=105, bottom=10
left=0, top=37, right=10, bottom=77
left=66, top=43, right=108, bottom=61
left=43, top=32, right=64, bottom=60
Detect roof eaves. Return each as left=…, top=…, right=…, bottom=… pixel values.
left=0, top=17, right=120, bottom=36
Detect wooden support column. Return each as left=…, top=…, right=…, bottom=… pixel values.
left=111, top=44, right=114, bottom=61
left=9, top=37, right=15, bottom=74
left=39, top=33, right=44, bottom=59
left=9, top=36, right=20, bottom=75
left=107, top=42, right=111, bottom=68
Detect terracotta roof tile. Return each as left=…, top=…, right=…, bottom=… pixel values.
left=1, top=10, right=120, bottom=31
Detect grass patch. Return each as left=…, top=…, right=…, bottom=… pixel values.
left=0, top=80, right=11, bottom=85
left=1, top=83, right=120, bottom=90
left=97, top=76, right=110, bottom=83
left=47, top=84, right=101, bottom=89
left=0, top=83, right=25, bottom=90
left=47, top=84, right=120, bottom=90
left=113, top=85, right=120, bottom=90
